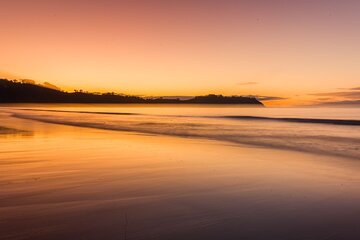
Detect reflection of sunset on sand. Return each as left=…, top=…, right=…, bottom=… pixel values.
left=1, top=107, right=360, bottom=239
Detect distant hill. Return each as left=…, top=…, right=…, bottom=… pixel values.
left=0, top=79, right=263, bottom=105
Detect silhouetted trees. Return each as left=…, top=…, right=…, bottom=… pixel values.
left=0, top=79, right=263, bottom=105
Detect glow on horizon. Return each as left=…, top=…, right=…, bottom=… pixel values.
left=1, top=0, right=360, bottom=106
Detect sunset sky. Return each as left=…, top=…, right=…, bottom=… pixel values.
left=1, top=0, right=360, bottom=106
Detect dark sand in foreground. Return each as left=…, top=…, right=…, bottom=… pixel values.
left=1, top=114, right=360, bottom=240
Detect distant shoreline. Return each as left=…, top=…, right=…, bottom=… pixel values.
left=0, top=79, right=263, bottom=105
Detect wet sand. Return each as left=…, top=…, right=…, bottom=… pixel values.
left=1, top=115, right=360, bottom=239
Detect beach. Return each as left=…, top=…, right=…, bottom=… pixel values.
left=1, top=105, right=360, bottom=239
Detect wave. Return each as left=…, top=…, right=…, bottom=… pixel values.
left=12, top=112, right=360, bottom=160
left=17, top=108, right=140, bottom=116
left=17, top=108, right=360, bottom=126
left=0, top=126, right=31, bottom=136
left=221, top=116, right=360, bottom=126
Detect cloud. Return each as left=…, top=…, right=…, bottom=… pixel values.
left=309, top=91, right=360, bottom=99
left=20, top=79, right=36, bottom=84
left=336, top=86, right=360, bottom=91
left=237, top=81, right=258, bottom=86
left=309, top=88, right=360, bottom=106
left=350, top=87, right=360, bottom=91
left=317, top=100, right=360, bottom=106
left=255, top=96, right=288, bottom=101
left=41, top=82, right=61, bottom=91
left=316, top=97, right=331, bottom=101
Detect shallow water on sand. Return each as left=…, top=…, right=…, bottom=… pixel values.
left=0, top=106, right=360, bottom=239
left=3, top=105, right=360, bottom=159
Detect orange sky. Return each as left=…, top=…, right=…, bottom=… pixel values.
left=1, top=0, right=360, bottom=106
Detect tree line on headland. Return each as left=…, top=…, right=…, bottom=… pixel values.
left=0, top=79, right=263, bottom=105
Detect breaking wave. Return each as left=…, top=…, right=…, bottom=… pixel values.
left=11, top=109, right=360, bottom=160
left=17, top=108, right=360, bottom=126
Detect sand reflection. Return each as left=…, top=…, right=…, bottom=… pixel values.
left=0, top=117, right=360, bottom=239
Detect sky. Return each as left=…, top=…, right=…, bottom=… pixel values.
left=1, top=0, right=360, bottom=106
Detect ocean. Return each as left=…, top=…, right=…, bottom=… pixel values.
left=4, top=105, right=360, bottom=159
